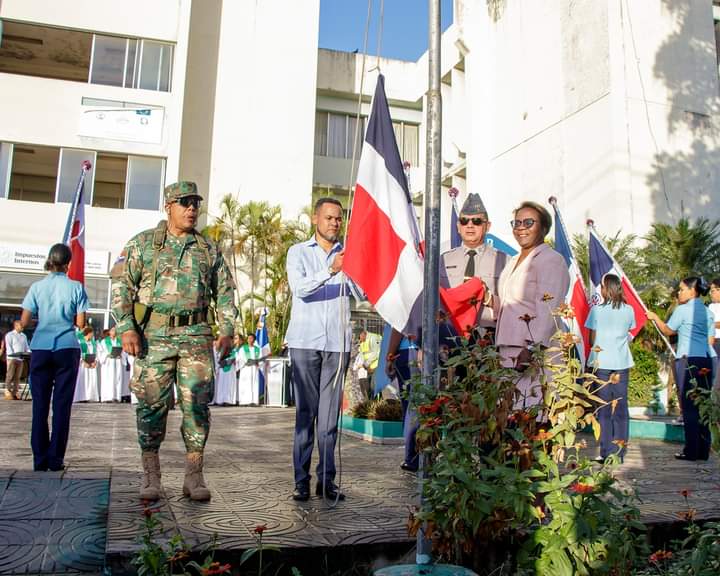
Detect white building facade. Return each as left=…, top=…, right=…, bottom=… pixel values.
left=0, top=0, right=320, bottom=328
left=1, top=0, right=719, bottom=327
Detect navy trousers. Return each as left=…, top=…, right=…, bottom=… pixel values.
left=396, top=348, right=419, bottom=470
left=290, top=348, right=349, bottom=487
left=594, top=368, right=629, bottom=460
left=29, top=348, right=81, bottom=471
left=677, top=356, right=713, bottom=460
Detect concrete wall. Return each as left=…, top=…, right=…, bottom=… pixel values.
left=207, top=0, right=320, bottom=221
left=457, top=0, right=720, bottom=244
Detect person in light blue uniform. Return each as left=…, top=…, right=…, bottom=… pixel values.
left=649, top=276, right=715, bottom=461
left=585, top=274, right=635, bottom=462
left=20, top=244, right=89, bottom=471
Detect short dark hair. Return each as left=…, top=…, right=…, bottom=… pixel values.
left=711, top=278, right=720, bottom=288
left=314, top=197, right=343, bottom=214
left=44, top=243, right=72, bottom=272
left=513, top=201, right=552, bottom=237
left=682, top=276, right=709, bottom=297
left=602, top=274, right=627, bottom=309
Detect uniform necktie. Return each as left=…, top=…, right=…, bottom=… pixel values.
left=464, top=249, right=476, bottom=280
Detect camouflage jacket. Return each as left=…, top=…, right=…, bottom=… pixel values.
left=110, top=221, right=237, bottom=338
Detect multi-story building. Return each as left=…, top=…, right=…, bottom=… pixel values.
left=0, top=0, right=320, bottom=328
left=1, top=0, right=719, bottom=330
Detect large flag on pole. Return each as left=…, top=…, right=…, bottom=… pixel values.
left=62, top=161, right=92, bottom=285
left=343, top=75, right=424, bottom=334
left=549, top=197, right=590, bottom=360
left=587, top=223, right=647, bottom=338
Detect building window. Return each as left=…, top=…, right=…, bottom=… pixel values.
left=90, top=35, right=172, bottom=92
left=0, top=143, right=13, bottom=199
left=0, top=21, right=173, bottom=92
left=0, top=20, right=92, bottom=82
left=6, top=142, right=163, bottom=210
left=314, top=112, right=365, bottom=159
left=392, top=121, right=419, bottom=167
left=94, top=153, right=128, bottom=209
left=126, top=156, right=165, bottom=210
left=8, top=144, right=59, bottom=203
left=56, top=148, right=95, bottom=204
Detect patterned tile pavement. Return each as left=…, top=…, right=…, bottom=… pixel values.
left=0, top=401, right=718, bottom=574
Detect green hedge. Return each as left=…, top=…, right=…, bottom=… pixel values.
left=628, top=342, right=661, bottom=407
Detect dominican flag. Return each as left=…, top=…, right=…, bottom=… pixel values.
left=343, top=75, right=424, bottom=334
left=449, top=189, right=462, bottom=249
left=550, top=198, right=590, bottom=359
left=255, top=308, right=271, bottom=400
left=62, top=161, right=91, bottom=285
left=255, top=308, right=271, bottom=358
left=588, top=224, right=647, bottom=337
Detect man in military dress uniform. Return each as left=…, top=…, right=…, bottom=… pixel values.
left=440, top=192, right=507, bottom=335
left=111, top=181, right=237, bottom=501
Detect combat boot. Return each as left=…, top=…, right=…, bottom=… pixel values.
left=139, top=451, right=162, bottom=500
left=182, top=452, right=211, bottom=501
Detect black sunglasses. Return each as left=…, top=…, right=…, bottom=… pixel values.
left=510, top=218, right=537, bottom=230
left=459, top=217, right=487, bottom=226
left=175, top=196, right=202, bottom=209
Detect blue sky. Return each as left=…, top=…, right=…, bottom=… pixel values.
left=319, top=0, right=454, bottom=62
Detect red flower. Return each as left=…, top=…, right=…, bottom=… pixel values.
left=142, top=507, right=161, bottom=518
left=569, top=482, right=595, bottom=495
left=649, top=550, right=673, bottom=564
left=253, top=523, right=267, bottom=535
left=678, top=508, right=696, bottom=522
left=698, top=367, right=711, bottom=377
left=519, top=313, right=536, bottom=324
left=202, top=563, right=232, bottom=575
left=419, top=404, right=437, bottom=416
left=681, top=489, right=690, bottom=499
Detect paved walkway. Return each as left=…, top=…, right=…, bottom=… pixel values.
left=0, top=402, right=718, bottom=574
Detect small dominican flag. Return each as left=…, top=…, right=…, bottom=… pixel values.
left=344, top=75, right=424, bottom=335
left=62, top=161, right=91, bottom=285
left=255, top=308, right=271, bottom=400
left=255, top=308, right=271, bottom=358
left=588, top=223, right=647, bottom=337
left=550, top=197, right=590, bottom=360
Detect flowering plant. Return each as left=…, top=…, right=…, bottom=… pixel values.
left=409, top=306, right=648, bottom=573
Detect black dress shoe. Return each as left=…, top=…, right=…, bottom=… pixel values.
left=400, top=462, right=418, bottom=472
left=674, top=452, right=696, bottom=461
left=292, top=485, right=310, bottom=501
left=315, top=482, right=345, bottom=501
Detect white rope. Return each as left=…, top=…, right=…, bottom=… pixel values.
left=321, top=0, right=377, bottom=509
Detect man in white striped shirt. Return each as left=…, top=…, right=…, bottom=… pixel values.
left=5, top=321, right=30, bottom=400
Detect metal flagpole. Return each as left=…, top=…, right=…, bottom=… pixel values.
left=417, top=0, right=442, bottom=565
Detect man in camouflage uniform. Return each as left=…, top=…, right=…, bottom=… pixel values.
left=111, top=181, right=237, bottom=501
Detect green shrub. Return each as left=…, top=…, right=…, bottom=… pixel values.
left=350, top=398, right=402, bottom=422
left=629, top=342, right=661, bottom=407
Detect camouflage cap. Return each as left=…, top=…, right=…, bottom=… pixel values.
left=164, top=181, right=203, bottom=204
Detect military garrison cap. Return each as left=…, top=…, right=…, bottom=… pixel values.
left=460, top=192, right=487, bottom=216
left=164, top=181, right=203, bottom=204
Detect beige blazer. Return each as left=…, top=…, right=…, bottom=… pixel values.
left=495, top=243, right=570, bottom=348
left=440, top=244, right=507, bottom=327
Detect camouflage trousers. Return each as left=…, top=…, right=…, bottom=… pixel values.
left=130, top=333, right=214, bottom=453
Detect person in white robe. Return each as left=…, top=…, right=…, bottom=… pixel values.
left=73, top=327, right=99, bottom=402
left=213, top=337, right=238, bottom=405
left=98, top=327, right=123, bottom=401
left=237, top=334, right=261, bottom=405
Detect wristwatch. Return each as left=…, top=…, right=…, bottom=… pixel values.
left=328, top=266, right=336, bottom=276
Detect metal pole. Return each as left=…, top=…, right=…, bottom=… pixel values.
left=417, top=0, right=442, bottom=566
